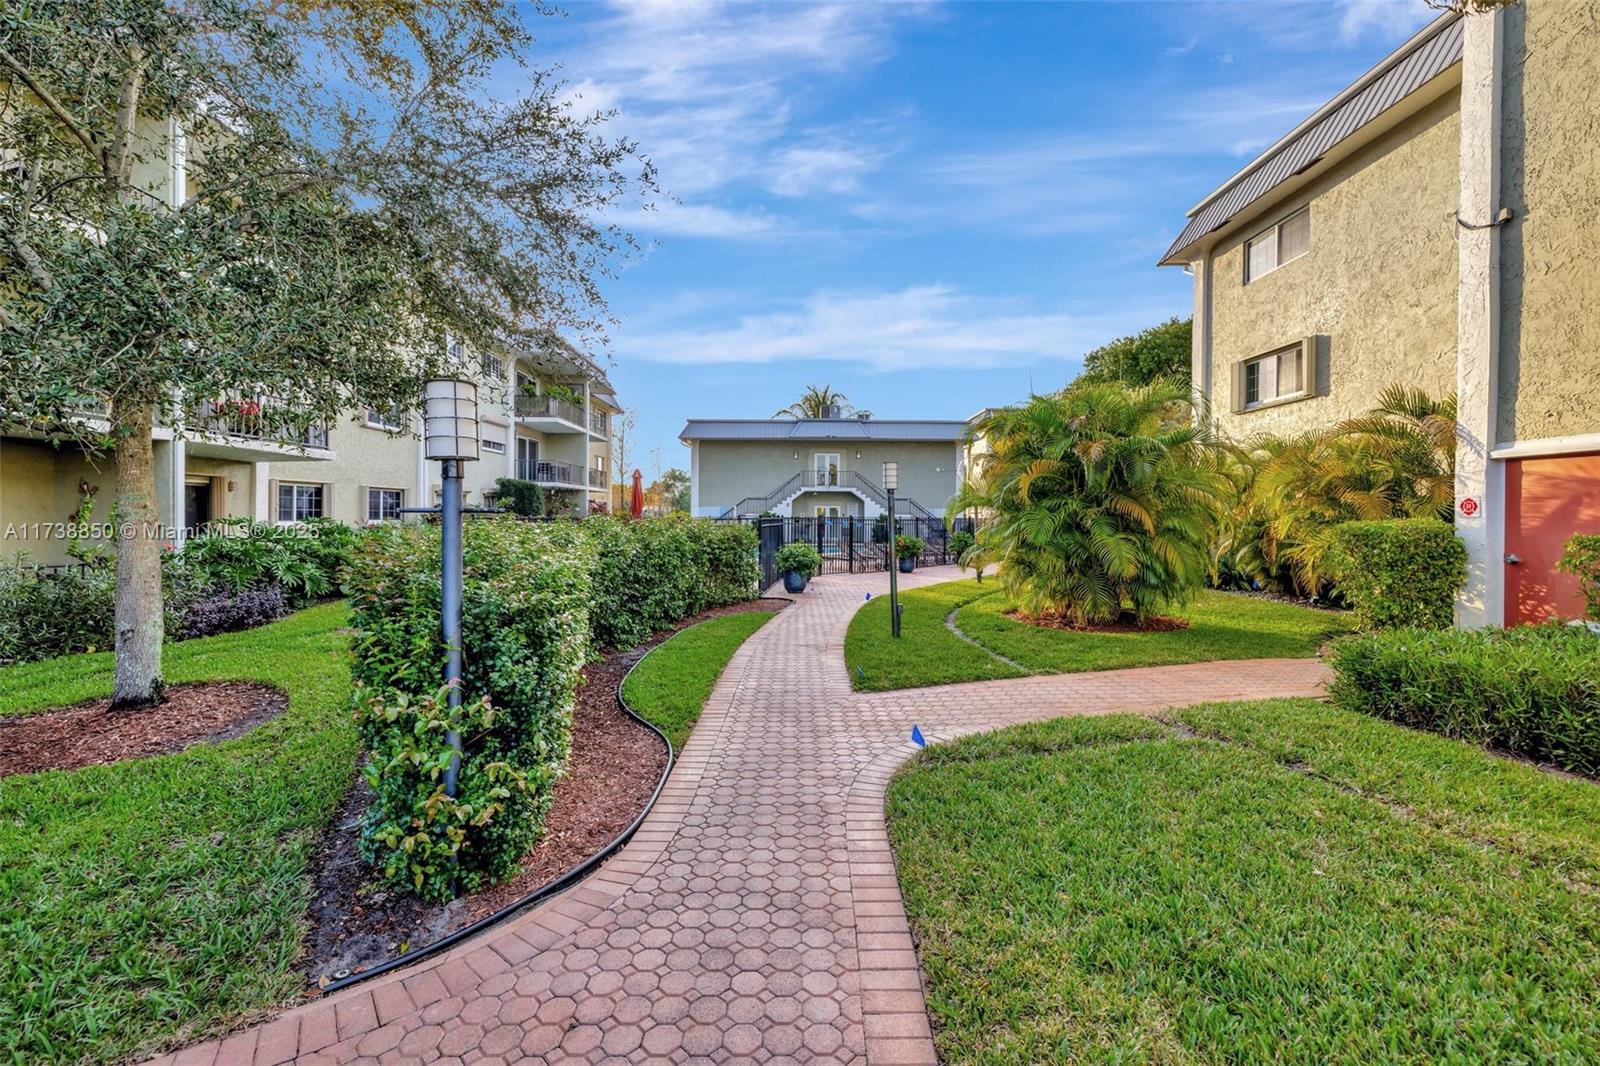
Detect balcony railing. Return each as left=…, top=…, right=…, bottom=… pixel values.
left=589, top=466, right=606, bottom=488
left=589, top=411, right=609, bottom=437
left=514, top=393, right=586, bottom=426
left=193, top=396, right=330, bottom=449
left=517, top=459, right=585, bottom=486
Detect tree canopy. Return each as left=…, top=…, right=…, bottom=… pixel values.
left=1078, top=317, right=1192, bottom=389
left=774, top=385, right=869, bottom=420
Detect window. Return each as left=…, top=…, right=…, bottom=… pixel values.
left=1244, top=207, right=1310, bottom=282
left=367, top=487, right=403, bottom=523
left=482, top=437, right=505, bottom=454
left=481, top=354, right=505, bottom=381
left=365, top=407, right=401, bottom=431
left=1240, top=343, right=1306, bottom=410
left=276, top=482, right=323, bottom=522
left=813, top=452, right=840, bottom=486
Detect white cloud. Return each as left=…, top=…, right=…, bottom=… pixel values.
left=608, top=201, right=790, bottom=240
left=548, top=1, right=928, bottom=220
left=621, top=285, right=1166, bottom=371
left=1337, top=1, right=1436, bottom=44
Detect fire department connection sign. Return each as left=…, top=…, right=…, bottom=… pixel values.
left=1459, top=497, right=1480, bottom=517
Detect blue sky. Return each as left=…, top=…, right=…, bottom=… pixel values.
left=531, top=1, right=1438, bottom=481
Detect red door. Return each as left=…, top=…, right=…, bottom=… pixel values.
left=1504, top=453, right=1600, bottom=625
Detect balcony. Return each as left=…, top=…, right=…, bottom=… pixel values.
left=517, top=459, right=587, bottom=489
left=514, top=393, right=586, bottom=434
left=588, top=466, right=606, bottom=489
left=589, top=411, right=609, bottom=439
left=193, top=396, right=330, bottom=450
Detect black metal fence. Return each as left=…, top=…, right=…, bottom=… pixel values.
left=743, top=515, right=968, bottom=589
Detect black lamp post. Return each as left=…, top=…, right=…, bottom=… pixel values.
left=883, top=461, right=901, bottom=638
left=423, top=378, right=480, bottom=801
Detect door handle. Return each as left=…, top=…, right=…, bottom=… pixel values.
left=1505, top=553, right=1522, bottom=564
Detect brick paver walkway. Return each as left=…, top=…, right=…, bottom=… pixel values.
left=152, top=566, right=1330, bottom=1066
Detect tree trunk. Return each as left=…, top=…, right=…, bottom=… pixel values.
left=110, top=396, right=166, bottom=710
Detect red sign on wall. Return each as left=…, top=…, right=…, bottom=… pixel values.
left=1459, top=497, right=1480, bottom=517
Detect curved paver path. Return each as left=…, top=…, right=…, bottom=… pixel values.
left=151, top=566, right=1330, bottom=1066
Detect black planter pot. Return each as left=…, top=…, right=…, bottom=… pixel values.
left=783, top=570, right=809, bottom=593
left=898, top=557, right=915, bottom=574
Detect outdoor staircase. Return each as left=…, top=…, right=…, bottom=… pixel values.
left=720, top=470, right=939, bottom=520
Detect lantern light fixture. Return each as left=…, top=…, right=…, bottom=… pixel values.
left=423, top=378, right=480, bottom=461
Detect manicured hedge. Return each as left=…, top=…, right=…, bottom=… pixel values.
left=1330, top=623, right=1600, bottom=775
left=1327, top=518, right=1465, bottom=630
left=347, top=514, right=759, bottom=899
left=347, top=519, right=593, bottom=900
left=1558, top=533, right=1600, bottom=621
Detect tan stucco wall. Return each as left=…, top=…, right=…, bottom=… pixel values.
left=1206, top=94, right=1461, bottom=439
left=1496, top=0, right=1600, bottom=445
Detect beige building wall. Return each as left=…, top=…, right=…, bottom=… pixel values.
left=1495, top=0, right=1600, bottom=446
left=1205, top=94, right=1462, bottom=440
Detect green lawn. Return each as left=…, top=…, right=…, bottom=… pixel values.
left=0, top=604, right=356, bottom=1064
left=844, top=579, right=1348, bottom=690
left=844, top=578, right=1026, bottom=692
left=887, top=701, right=1600, bottom=1064
left=621, top=610, right=778, bottom=749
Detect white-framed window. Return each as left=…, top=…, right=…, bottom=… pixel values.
left=813, top=452, right=840, bottom=486
left=365, top=407, right=402, bottom=431
left=482, top=437, right=506, bottom=454
left=276, top=482, right=324, bottom=523
left=481, top=353, right=505, bottom=381
left=367, top=487, right=404, bottom=523
left=1244, top=206, right=1310, bottom=282
left=1241, top=344, right=1306, bottom=409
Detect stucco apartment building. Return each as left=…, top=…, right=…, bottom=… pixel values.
left=0, top=113, right=618, bottom=564
left=680, top=415, right=969, bottom=520
left=1162, top=2, right=1600, bottom=627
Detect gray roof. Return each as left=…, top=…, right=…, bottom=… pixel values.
left=680, top=418, right=969, bottom=442
left=1159, top=12, right=1461, bottom=266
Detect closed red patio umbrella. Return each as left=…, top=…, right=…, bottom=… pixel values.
left=630, top=468, right=644, bottom=518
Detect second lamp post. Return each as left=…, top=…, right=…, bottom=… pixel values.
left=883, top=461, right=901, bottom=638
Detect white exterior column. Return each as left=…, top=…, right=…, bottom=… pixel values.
left=253, top=461, right=269, bottom=522
left=1454, top=9, right=1506, bottom=628
left=688, top=441, right=701, bottom=516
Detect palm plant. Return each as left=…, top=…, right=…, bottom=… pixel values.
left=950, top=380, right=1228, bottom=625
left=1245, top=386, right=1457, bottom=593
left=773, top=385, right=868, bottom=419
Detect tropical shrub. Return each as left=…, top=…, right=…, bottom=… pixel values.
left=952, top=380, right=1228, bottom=625
left=174, top=583, right=289, bottom=639
left=179, top=517, right=356, bottom=606
left=1237, top=386, right=1457, bottom=594
left=1330, top=624, right=1600, bottom=775
left=1557, top=534, right=1600, bottom=621
left=949, top=530, right=975, bottom=571
left=1326, top=519, right=1465, bottom=630
left=348, top=518, right=593, bottom=900
left=774, top=542, right=822, bottom=578
left=495, top=477, right=546, bottom=518
left=0, top=565, right=117, bottom=663
left=894, top=534, right=925, bottom=559
left=685, top=518, right=761, bottom=608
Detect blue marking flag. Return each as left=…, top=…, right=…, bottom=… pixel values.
left=911, top=725, right=927, bottom=747
left=864, top=592, right=872, bottom=600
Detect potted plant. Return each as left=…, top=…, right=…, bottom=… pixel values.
left=949, top=529, right=976, bottom=572
left=774, top=542, right=822, bottom=593
left=895, top=534, right=924, bottom=573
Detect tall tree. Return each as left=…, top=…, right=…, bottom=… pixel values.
left=654, top=467, right=690, bottom=513
left=1078, top=317, right=1192, bottom=389
left=774, top=385, right=868, bottom=419
left=1, top=0, right=653, bottom=707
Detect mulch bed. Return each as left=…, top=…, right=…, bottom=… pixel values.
left=1220, top=587, right=1345, bottom=612
left=0, top=681, right=288, bottom=778
left=301, top=597, right=788, bottom=988
left=1007, top=609, right=1190, bottom=634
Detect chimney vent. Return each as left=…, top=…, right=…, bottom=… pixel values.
left=820, top=403, right=841, bottom=419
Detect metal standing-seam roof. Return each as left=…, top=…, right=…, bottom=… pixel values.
left=1159, top=12, right=1462, bottom=266
left=679, top=418, right=969, bottom=442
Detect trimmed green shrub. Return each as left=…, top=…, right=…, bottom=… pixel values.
left=1330, top=624, right=1600, bottom=775
left=1326, top=518, right=1465, bottom=630
left=0, top=565, right=117, bottom=663
left=949, top=529, right=975, bottom=570
left=179, top=518, right=355, bottom=607
left=495, top=477, right=546, bottom=518
left=1557, top=533, right=1600, bottom=621
left=685, top=517, right=761, bottom=609
left=347, top=518, right=593, bottom=900
left=774, top=542, right=822, bottom=578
